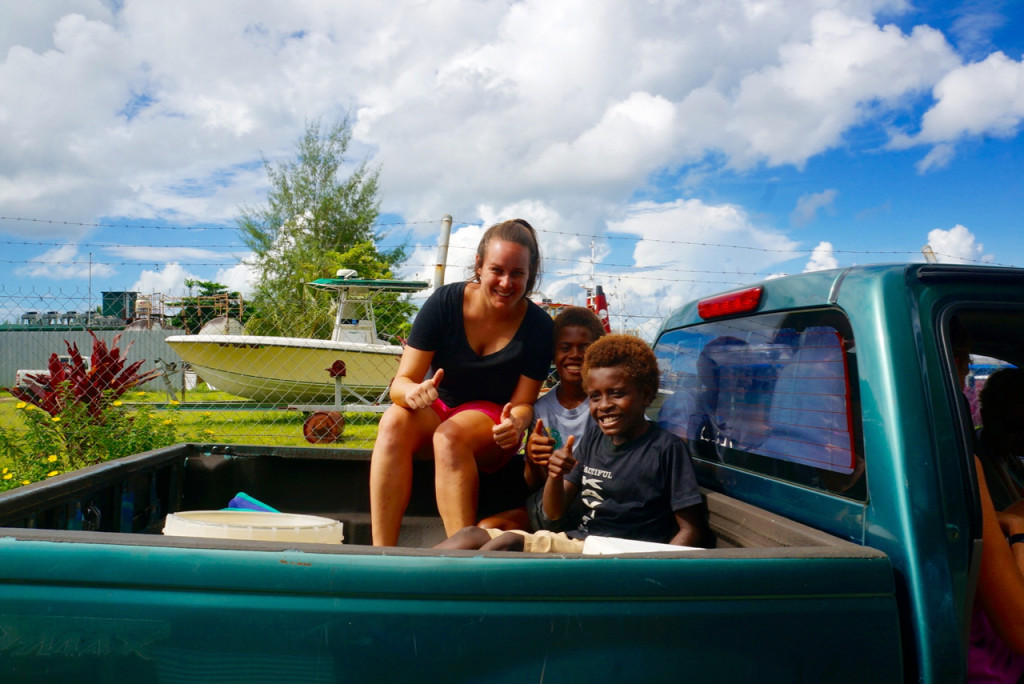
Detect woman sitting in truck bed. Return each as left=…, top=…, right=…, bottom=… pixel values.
left=369, top=219, right=553, bottom=546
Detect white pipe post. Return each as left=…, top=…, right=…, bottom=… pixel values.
left=434, top=214, right=452, bottom=289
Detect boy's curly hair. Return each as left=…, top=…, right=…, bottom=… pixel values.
left=553, top=306, right=606, bottom=342
left=582, top=334, right=659, bottom=400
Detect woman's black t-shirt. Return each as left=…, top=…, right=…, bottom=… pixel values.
left=406, top=282, right=554, bottom=408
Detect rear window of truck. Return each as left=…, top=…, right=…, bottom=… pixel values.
left=654, top=308, right=865, bottom=500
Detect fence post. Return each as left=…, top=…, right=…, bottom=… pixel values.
left=433, top=214, right=452, bottom=289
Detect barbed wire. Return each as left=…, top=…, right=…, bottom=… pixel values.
left=0, top=247, right=987, bottom=277
left=0, top=216, right=440, bottom=231
left=0, top=214, right=1008, bottom=267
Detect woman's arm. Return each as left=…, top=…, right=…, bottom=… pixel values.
left=388, top=346, right=440, bottom=410
left=976, top=455, right=1024, bottom=652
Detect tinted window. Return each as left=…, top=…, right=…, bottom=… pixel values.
left=654, top=308, right=865, bottom=500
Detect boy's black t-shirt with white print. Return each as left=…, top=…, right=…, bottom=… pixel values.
left=564, top=423, right=702, bottom=543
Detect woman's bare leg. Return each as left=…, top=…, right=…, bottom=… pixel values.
left=433, top=411, right=506, bottom=537
left=369, top=404, right=438, bottom=546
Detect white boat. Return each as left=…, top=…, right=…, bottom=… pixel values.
left=165, top=274, right=429, bottom=405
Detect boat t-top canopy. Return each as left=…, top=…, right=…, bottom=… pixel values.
left=307, top=278, right=430, bottom=294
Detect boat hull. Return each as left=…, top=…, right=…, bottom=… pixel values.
left=165, top=335, right=401, bottom=404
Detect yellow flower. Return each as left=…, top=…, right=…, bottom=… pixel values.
left=169, top=400, right=180, bottom=406
left=47, top=455, right=58, bottom=463
left=2, top=467, right=7, bottom=474
left=46, top=471, right=59, bottom=477
left=25, top=404, right=36, bottom=411
left=21, top=480, right=30, bottom=485
left=136, top=391, right=146, bottom=396
left=3, top=474, right=12, bottom=481
left=112, top=400, right=124, bottom=407
left=204, top=429, right=215, bottom=435
left=15, top=402, right=26, bottom=409
left=203, top=412, right=212, bottom=417
left=162, top=419, right=173, bottom=425
left=51, top=416, right=61, bottom=423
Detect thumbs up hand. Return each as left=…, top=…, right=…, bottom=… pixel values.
left=406, top=368, right=443, bottom=410
left=526, top=418, right=554, bottom=467
left=492, top=402, right=525, bottom=452
left=548, top=434, right=577, bottom=479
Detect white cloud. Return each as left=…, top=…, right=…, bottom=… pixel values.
left=890, top=51, right=1024, bottom=168
left=915, top=142, right=956, bottom=173
left=525, top=92, right=677, bottom=191
left=131, top=263, right=200, bottom=297
left=215, top=261, right=259, bottom=298
left=598, top=199, right=801, bottom=335
left=804, top=241, right=839, bottom=272
left=14, top=244, right=115, bottom=280
left=709, top=10, right=958, bottom=169
left=791, top=189, right=838, bottom=226
left=0, top=0, right=1020, bottom=297
left=131, top=256, right=259, bottom=298
left=926, top=224, right=990, bottom=264
left=107, top=245, right=228, bottom=261
left=0, top=1, right=980, bottom=231
left=0, top=1, right=112, bottom=56
left=916, top=52, right=1024, bottom=142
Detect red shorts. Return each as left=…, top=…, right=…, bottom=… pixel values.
left=430, top=398, right=513, bottom=473
left=430, top=398, right=503, bottom=423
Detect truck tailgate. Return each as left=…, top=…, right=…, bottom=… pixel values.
left=0, top=531, right=901, bottom=683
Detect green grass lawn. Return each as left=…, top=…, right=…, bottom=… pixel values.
left=0, top=387, right=381, bottom=478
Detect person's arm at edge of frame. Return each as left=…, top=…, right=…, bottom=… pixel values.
left=976, top=454, right=1024, bottom=653
left=998, top=501, right=1024, bottom=571
left=388, top=346, right=440, bottom=410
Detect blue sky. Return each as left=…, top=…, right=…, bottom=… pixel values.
left=0, top=0, right=1022, bottom=334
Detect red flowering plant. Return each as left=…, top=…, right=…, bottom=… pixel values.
left=2, top=332, right=174, bottom=484
left=12, top=332, right=161, bottom=419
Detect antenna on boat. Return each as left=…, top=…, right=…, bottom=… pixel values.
left=434, top=215, right=452, bottom=289
left=583, top=239, right=611, bottom=333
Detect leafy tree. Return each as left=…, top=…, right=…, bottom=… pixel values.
left=238, top=117, right=406, bottom=338
left=171, top=279, right=245, bottom=334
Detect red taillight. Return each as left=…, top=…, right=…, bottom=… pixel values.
left=697, top=286, right=763, bottom=319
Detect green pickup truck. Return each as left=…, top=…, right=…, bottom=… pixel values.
left=1, top=263, right=1021, bottom=682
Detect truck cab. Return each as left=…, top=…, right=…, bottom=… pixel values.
left=652, top=263, right=1024, bottom=681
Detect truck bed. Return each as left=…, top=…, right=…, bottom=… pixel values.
left=0, top=442, right=864, bottom=551
left=0, top=444, right=902, bottom=682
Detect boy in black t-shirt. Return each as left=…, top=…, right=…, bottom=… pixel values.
left=438, top=334, right=710, bottom=552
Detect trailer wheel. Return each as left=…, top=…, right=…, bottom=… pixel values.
left=303, top=411, right=345, bottom=443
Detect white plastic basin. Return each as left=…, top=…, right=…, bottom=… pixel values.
left=163, top=510, right=344, bottom=544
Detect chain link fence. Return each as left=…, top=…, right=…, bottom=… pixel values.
left=1, top=284, right=664, bottom=453
left=0, top=283, right=409, bottom=450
